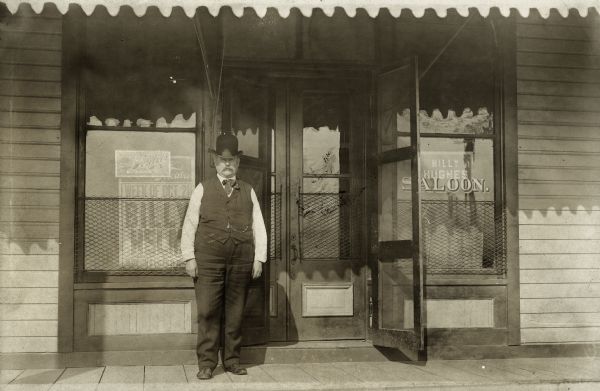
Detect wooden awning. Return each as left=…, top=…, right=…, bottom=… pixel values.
left=3, top=0, right=599, bottom=18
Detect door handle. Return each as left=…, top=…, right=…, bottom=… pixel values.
left=289, top=234, right=298, bottom=280
left=290, top=234, right=298, bottom=264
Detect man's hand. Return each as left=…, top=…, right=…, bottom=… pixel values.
left=252, top=259, right=263, bottom=279
left=185, top=259, right=197, bottom=278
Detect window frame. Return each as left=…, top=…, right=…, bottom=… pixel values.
left=408, top=19, right=508, bottom=282
left=75, top=127, right=199, bottom=282
left=74, top=66, right=203, bottom=285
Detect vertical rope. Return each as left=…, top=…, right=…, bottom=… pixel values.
left=212, top=37, right=226, bottom=135
left=192, top=15, right=214, bottom=99
left=420, top=15, right=472, bottom=80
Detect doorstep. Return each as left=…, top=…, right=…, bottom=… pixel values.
left=2, top=341, right=600, bottom=370
left=1, top=358, right=600, bottom=390
left=0, top=341, right=406, bottom=370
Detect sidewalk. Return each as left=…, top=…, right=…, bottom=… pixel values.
left=2, top=357, right=600, bottom=390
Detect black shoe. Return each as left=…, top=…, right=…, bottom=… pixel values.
left=224, top=364, right=247, bottom=375
left=197, top=367, right=213, bottom=380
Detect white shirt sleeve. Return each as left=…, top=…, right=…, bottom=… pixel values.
left=180, top=183, right=204, bottom=262
left=250, top=188, right=268, bottom=263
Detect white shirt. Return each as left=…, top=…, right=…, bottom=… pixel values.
left=180, top=174, right=268, bottom=263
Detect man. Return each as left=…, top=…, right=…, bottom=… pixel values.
left=180, top=132, right=267, bottom=380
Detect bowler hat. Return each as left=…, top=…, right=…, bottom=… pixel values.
left=209, top=133, right=243, bottom=157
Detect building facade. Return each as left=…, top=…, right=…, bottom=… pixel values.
left=1, top=3, right=599, bottom=364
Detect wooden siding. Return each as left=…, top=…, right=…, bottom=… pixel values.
left=517, top=14, right=600, bottom=345
left=0, top=9, right=61, bottom=353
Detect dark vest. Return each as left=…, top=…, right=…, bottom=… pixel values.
left=194, top=176, right=254, bottom=246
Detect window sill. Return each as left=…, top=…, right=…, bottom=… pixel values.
left=425, top=275, right=507, bottom=286
left=75, top=276, right=194, bottom=290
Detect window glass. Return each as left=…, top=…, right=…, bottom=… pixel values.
left=419, top=138, right=497, bottom=273
left=84, top=131, right=195, bottom=273
left=84, top=10, right=201, bottom=127
left=86, top=131, right=195, bottom=198
left=300, top=93, right=353, bottom=259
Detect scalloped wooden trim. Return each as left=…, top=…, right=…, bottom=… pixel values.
left=3, top=1, right=600, bottom=19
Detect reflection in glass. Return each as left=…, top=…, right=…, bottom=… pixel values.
left=225, top=77, right=269, bottom=159
left=379, top=160, right=414, bottom=331
left=379, top=161, right=412, bottom=242
left=235, top=128, right=259, bottom=158
left=419, top=138, right=496, bottom=273
left=86, top=131, right=195, bottom=198
left=84, top=131, right=195, bottom=272
left=396, top=108, right=493, bottom=135
left=303, top=126, right=340, bottom=175
left=300, top=93, right=353, bottom=260
left=380, top=258, right=414, bottom=331
left=378, top=65, right=410, bottom=153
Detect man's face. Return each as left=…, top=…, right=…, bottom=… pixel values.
left=213, top=154, right=239, bottom=178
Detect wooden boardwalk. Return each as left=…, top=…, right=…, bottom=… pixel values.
left=1, top=357, right=600, bottom=390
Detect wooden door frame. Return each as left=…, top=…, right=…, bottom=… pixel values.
left=252, top=71, right=372, bottom=342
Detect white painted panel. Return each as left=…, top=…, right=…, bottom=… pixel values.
left=517, top=32, right=600, bottom=346
left=0, top=320, right=58, bottom=336
left=0, top=337, right=58, bottom=353
left=0, top=238, right=59, bottom=255
left=521, top=283, right=600, bottom=298
left=520, top=239, right=600, bottom=254
left=521, top=298, right=600, bottom=313
left=519, top=225, right=600, bottom=240
left=302, top=284, right=353, bottom=317
left=522, top=313, right=600, bottom=328
left=0, top=288, right=58, bottom=303
left=0, top=304, right=58, bottom=320
left=521, top=327, right=600, bottom=344
left=519, top=197, right=600, bottom=210
left=0, top=205, right=59, bottom=221
left=404, top=299, right=494, bottom=329
left=0, top=271, right=58, bottom=287
left=0, top=190, right=60, bottom=207
left=518, top=167, right=600, bottom=182
left=518, top=124, right=600, bottom=140
left=519, top=138, right=600, bottom=154
left=519, top=183, right=600, bottom=198
left=519, top=210, right=600, bottom=225
left=520, top=269, right=600, bottom=284
left=0, top=222, right=59, bottom=240
left=519, top=151, right=600, bottom=168
left=0, top=255, right=59, bottom=270
left=88, top=302, right=192, bottom=336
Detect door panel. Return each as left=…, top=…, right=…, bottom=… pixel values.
left=370, top=57, right=426, bottom=360
left=287, top=80, right=366, bottom=341
left=222, top=73, right=271, bottom=346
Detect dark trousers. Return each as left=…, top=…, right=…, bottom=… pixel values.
left=194, top=237, right=253, bottom=370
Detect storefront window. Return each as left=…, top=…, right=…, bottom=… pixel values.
left=83, top=131, right=195, bottom=273
left=77, top=11, right=202, bottom=276
left=380, top=18, right=505, bottom=276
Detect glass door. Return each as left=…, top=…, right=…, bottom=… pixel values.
left=222, top=73, right=271, bottom=345
left=369, top=57, right=426, bottom=360
left=284, top=78, right=366, bottom=341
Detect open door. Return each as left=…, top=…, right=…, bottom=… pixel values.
left=369, top=57, right=426, bottom=360
left=222, top=73, right=271, bottom=345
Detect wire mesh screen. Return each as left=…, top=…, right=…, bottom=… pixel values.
left=270, top=193, right=282, bottom=260
left=300, top=193, right=354, bottom=259
left=396, top=200, right=506, bottom=275
left=81, top=198, right=188, bottom=275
